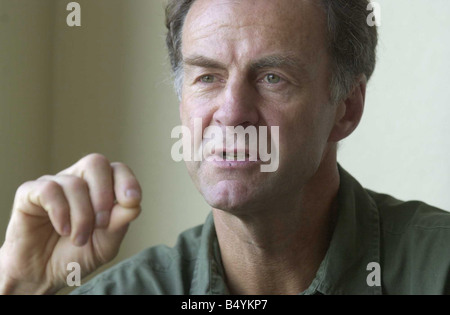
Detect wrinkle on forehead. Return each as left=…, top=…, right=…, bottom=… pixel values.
left=183, top=0, right=327, bottom=75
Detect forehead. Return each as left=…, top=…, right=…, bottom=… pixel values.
left=182, top=0, right=328, bottom=65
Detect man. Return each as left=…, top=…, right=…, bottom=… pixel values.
left=1, top=0, right=449, bottom=295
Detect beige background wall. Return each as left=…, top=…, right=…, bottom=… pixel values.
left=0, top=0, right=211, bottom=285
left=1, top=0, right=449, bottom=292
left=338, top=0, right=450, bottom=211
left=49, top=0, right=210, bottom=263
left=0, top=0, right=54, bottom=246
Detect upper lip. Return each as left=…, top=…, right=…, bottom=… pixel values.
left=201, top=140, right=260, bottom=160
left=223, top=148, right=249, bottom=154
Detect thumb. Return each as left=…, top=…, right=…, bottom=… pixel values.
left=106, top=203, right=141, bottom=233
left=90, top=204, right=141, bottom=264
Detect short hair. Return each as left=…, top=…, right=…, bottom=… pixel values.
left=165, top=0, right=378, bottom=104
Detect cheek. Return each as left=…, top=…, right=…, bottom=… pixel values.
left=279, top=106, right=317, bottom=144
left=180, top=97, right=215, bottom=129
left=277, top=104, right=333, bottom=158
left=180, top=98, right=218, bottom=163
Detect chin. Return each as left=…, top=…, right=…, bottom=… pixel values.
left=201, top=180, right=257, bottom=213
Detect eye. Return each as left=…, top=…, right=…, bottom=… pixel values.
left=264, top=74, right=282, bottom=84
left=199, top=75, right=215, bottom=83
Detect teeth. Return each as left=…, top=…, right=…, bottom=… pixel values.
left=223, top=153, right=248, bottom=160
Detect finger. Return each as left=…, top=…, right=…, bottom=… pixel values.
left=58, top=154, right=115, bottom=229
left=106, top=203, right=141, bottom=233
left=50, top=175, right=95, bottom=247
left=91, top=203, right=140, bottom=265
left=81, top=155, right=115, bottom=229
left=15, top=179, right=71, bottom=236
left=111, top=162, right=142, bottom=208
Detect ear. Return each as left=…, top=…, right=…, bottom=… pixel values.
left=328, top=75, right=367, bottom=143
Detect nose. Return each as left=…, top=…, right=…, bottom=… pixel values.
left=212, top=77, right=260, bottom=128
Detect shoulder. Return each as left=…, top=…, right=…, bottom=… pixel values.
left=71, top=223, right=205, bottom=295
left=367, top=190, right=450, bottom=233
left=367, top=190, right=450, bottom=294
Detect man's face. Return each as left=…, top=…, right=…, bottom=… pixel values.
left=180, top=0, right=339, bottom=213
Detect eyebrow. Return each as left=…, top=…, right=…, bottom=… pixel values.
left=183, top=54, right=308, bottom=77
left=183, top=55, right=228, bottom=70
left=250, top=55, right=307, bottom=74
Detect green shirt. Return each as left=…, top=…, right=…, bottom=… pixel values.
left=71, top=166, right=450, bottom=295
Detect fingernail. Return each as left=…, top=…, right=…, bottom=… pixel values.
left=125, top=189, right=141, bottom=199
left=75, top=233, right=89, bottom=247
left=95, top=211, right=110, bottom=228
left=63, top=224, right=71, bottom=236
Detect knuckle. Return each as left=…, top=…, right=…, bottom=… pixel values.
left=37, top=174, right=53, bottom=181
left=39, top=180, right=60, bottom=195
left=82, top=153, right=110, bottom=170
left=112, top=162, right=135, bottom=176
left=15, top=180, right=63, bottom=211
left=96, top=190, right=115, bottom=206
left=110, top=161, right=124, bottom=168
left=14, top=181, right=35, bottom=205
left=64, top=176, right=87, bottom=192
left=15, top=181, right=33, bottom=196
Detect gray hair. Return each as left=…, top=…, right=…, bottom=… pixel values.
left=165, top=0, right=378, bottom=104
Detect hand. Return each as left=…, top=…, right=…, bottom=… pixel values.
left=0, top=154, right=142, bottom=294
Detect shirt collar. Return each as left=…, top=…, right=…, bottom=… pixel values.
left=311, top=165, right=382, bottom=295
left=189, top=213, right=229, bottom=295
left=190, top=164, right=382, bottom=295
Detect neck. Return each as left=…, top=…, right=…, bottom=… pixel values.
left=213, top=147, right=340, bottom=295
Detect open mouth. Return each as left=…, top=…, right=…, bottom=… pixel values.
left=221, top=151, right=251, bottom=161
